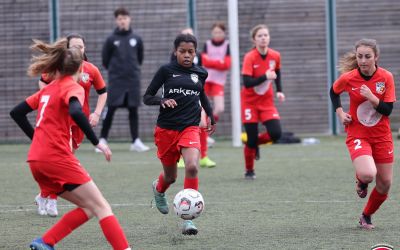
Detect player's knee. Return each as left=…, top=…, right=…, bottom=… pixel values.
left=269, top=129, right=282, bottom=142
left=378, top=178, right=392, bottom=193
left=185, top=163, right=198, bottom=177
left=358, top=172, right=375, bottom=184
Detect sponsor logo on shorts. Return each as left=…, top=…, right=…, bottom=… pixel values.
left=388, top=150, right=394, bottom=155
left=189, top=141, right=198, bottom=145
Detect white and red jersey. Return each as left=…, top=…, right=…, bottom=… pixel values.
left=202, top=39, right=230, bottom=86
left=333, top=67, right=396, bottom=138
left=241, top=47, right=281, bottom=108
left=26, top=76, right=85, bottom=161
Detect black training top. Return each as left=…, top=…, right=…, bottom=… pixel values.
left=143, top=61, right=215, bottom=131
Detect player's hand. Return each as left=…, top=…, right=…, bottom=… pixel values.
left=96, top=142, right=112, bottom=162
left=276, top=92, right=285, bottom=102
left=337, top=109, right=352, bottom=126
left=161, top=99, right=177, bottom=109
left=265, top=70, right=277, bottom=80
left=360, top=85, right=374, bottom=100
left=89, top=112, right=100, bottom=127
left=206, top=117, right=216, bottom=135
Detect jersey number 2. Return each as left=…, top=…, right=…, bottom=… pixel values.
left=353, top=139, right=362, bottom=150
left=36, top=95, right=50, bottom=127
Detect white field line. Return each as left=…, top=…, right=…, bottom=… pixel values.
left=0, top=200, right=395, bottom=214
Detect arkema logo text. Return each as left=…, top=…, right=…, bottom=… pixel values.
left=168, top=88, right=200, bottom=96
left=371, top=243, right=393, bottom=250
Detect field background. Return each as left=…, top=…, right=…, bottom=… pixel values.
left=1, top=137, right=399, bottom=249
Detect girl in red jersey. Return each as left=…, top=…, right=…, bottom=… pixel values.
left=241, top=24, right=285, bottom=180
left=10, top=39, right=131, bottom=250
left=199, top=21, right=231, bottom=167
left=35, top=33, right=108, bottom=217
left=143, top=34, right=216, bottom=235
left=330, top=39, right=395, bottom=230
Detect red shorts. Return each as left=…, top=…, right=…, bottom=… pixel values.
left=204, top=82, right=224, bottom=97
left=345, top=135, right=394, bottom=164
left=154, top=126, right=201, bottom=166
left=71, top=125, right=84, bottom=150
left=241, top=102, right=280, bottom=123
left=29, top=159, right=91, bottom=196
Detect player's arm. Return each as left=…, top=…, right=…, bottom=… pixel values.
left=68, top=97, right=99, bottom=145
left=102, top=37, right=113, bottom=69
left=143, top=67, right=166, bottom=105
left=330, top=77, right=352, bottom=125
left=90, top=67, right=108, bottom=126
left=242, top=75, right=267, bottom=88
left=137, top=37, right=144, bottom=65
left=9, top=101, right=35, bottom=140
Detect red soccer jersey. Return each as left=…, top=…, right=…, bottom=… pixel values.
left=241, top=47, right=281, bottom=107
left=26, top=76, right=85, bottom=161
left=41, top=61, right=105, bottom=116
left=333, top=67, right=396, bottom=138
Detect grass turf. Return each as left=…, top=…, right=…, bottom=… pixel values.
left=0, top=136, right=399, bottom=249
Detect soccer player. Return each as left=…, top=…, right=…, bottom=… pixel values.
left=241, top=24, right=285, bottom=180
left=143, top=34, right=216, bottom=235
left=10, top=39, right=131, bottom=250
left=35, top=33, right=108, bottom=217
left=330, top=38, right=395, bottom=229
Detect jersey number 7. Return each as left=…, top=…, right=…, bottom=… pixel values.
left=36, top=95, right=50, bottom=127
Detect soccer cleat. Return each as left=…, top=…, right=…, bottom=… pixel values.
left=130, top=138, right=150, bottom=152
left=207, top=136, right=215, bottom=148
left=35, top=194, right=47, bottom=216
left=359, top=213, right=375, bottom=230
left=244, top=171, right=256, bottom=180
left=182, top=220, right=198, bottom=235
left=356, top=180, right=368, bottom=198
left=200, top=156, right=216, bottom=168
left=95, top=138, right=107, bottom=153
left=177, top=158, right=185, bottom=168
left=46, top=198, right=58, bottom=217
left=152, top=180, right=169, bottom=214
left=29, top=238, right=54, bottom=250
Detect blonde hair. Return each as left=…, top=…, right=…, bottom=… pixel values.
left=338, top=38, right=379, bottom=74
left=28, top=38, right=83, bottom=78
left=250, top=24, right=269, bottom=40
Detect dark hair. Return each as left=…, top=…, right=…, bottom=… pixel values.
left=66, top=33, right=88, bottom=61
left=174, top=34, right=197, bottom=50
left=28, top=38, right=83, bottom=77
left=212, top=21, right=226, bottom=32
left=114, top=7, right=130, bottom=18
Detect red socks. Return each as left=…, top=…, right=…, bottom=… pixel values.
left=156, top=173, right=171, bottom=193
left=244, top=146, right=256, bottom=171
left=184, top=177, right=199, bottom=190
left=258, top=132, right=271, bottom=145
left=48, top=194, right=58, bottom=199
left=99, top=215, right=130, bottom=250
left=43, top=208, right=89, bottom=246
left=200, top=129, right=208, bottom=159
left=363, top=187, right=388, bottom=216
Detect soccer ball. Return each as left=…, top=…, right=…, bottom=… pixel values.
left=173, top=189, right=205, bottom=220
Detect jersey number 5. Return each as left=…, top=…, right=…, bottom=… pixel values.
left=36, top=95, right=50, bottom=127
left=245, top=109, right=252, bottom=121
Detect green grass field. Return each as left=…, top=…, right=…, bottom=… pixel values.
left=0, top=136, right=399, bottom=249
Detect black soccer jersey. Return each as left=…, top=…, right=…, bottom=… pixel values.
left=143, top=61, right=214, bottom=131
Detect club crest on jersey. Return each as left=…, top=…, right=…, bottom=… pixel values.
left=81, top=72, right=90, bottom=83
left=375, top=82, right=385, bottom=94
left=129, top=38, right=137, bottom=47
left=191, top=73, right=199, bottom=84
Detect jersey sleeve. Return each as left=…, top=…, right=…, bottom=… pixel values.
left=384, top=72, right=396, bottom=102
left=91, top=65, right=106, bottom=90
left=275, top=52, right=281, bottom=70
left=332, top=74, right=348, bottom=94
left=241, top=53, right=254, bottom=76
left=64, top=84, right=85, bottom=106
left=25, top=91, right=41, bottom=110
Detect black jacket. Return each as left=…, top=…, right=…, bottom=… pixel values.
left=102, top=28, right=144, bottom=107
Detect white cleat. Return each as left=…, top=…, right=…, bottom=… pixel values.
left=34, top=194, right=48, bottom=216
left=95, top=138, right=108, bottom=153
left=46, top=198, right=58, bottom=217
left=130, top=138, right=150, bottom=152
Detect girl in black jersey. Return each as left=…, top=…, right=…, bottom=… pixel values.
left=143, top=34, right=215, bottom=235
